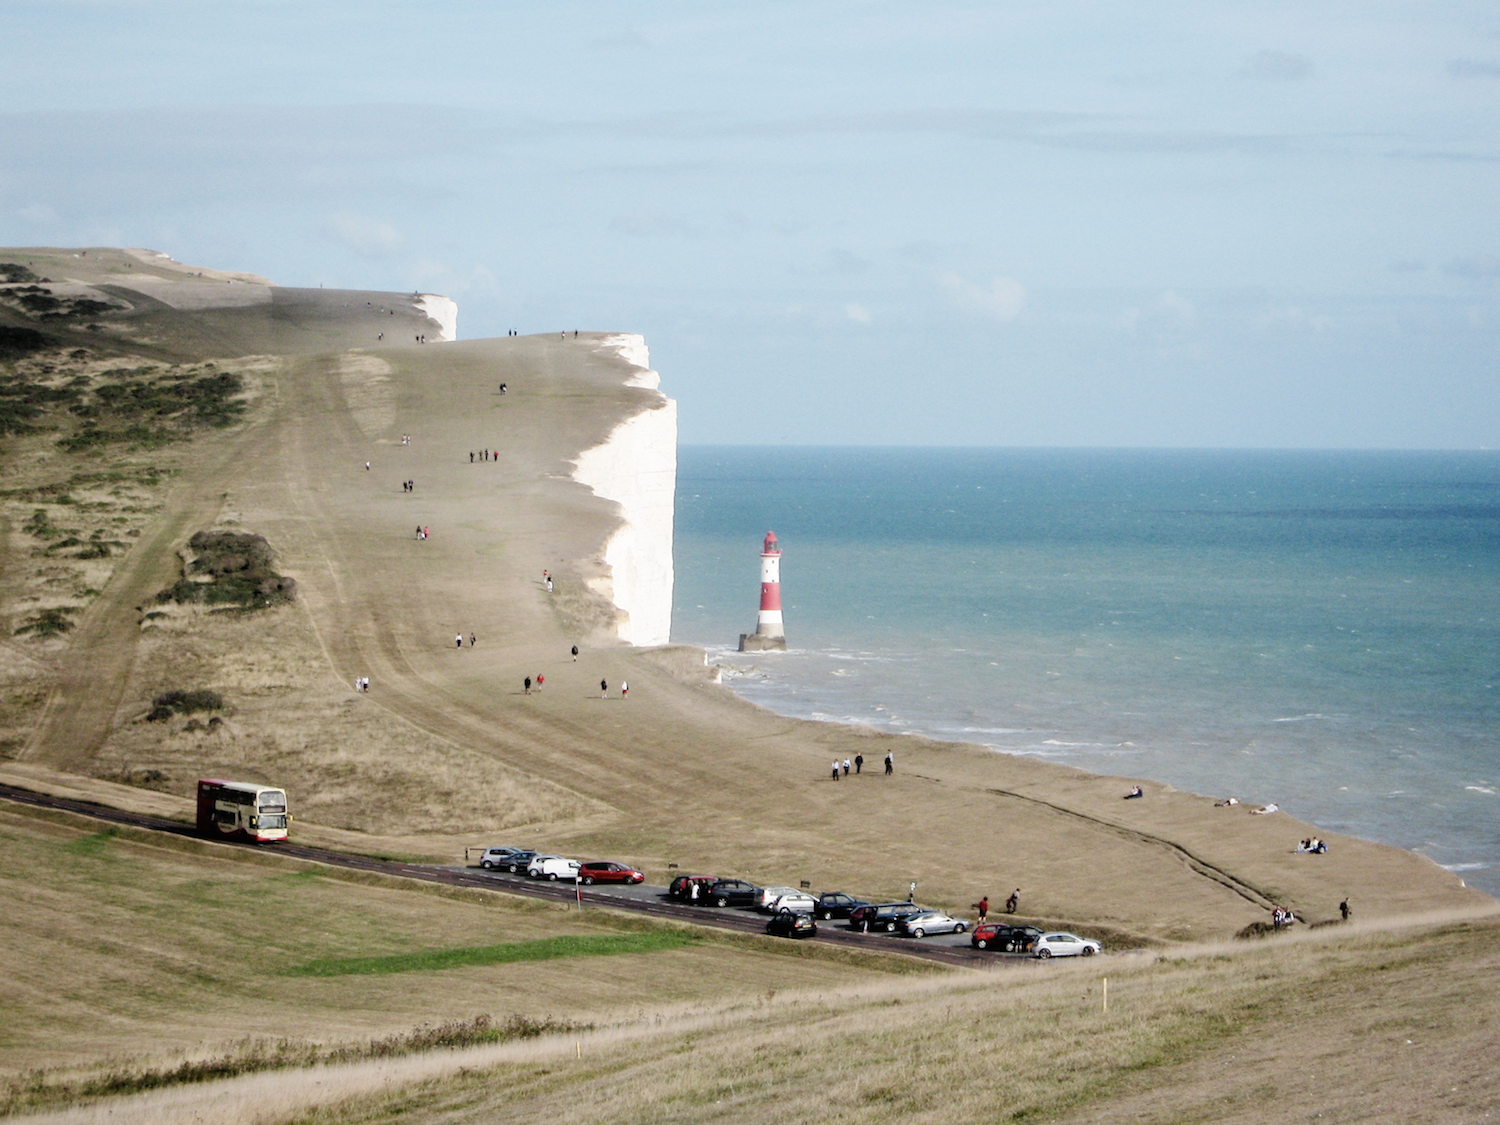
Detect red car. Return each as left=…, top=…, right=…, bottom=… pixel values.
left=577, top=861, right=645, bottom=885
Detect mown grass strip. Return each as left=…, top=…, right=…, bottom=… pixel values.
left=287, top=931, right=698, bottom=977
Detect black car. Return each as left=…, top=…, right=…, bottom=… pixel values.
left=814, top=892, right=869, bottom=920
left=971, top=923, right=1044, bottom=952
left=765, top=909, right=818, bottom=939
left=668, top=874, right=718, bottom=901
left=700, top=878, right=759, bottom=908
left=849, top=901, right=926, bottom=932
left=501, top=850, right=538, bottom=874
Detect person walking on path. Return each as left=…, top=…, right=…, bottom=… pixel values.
left=831, top=761, right=841, bottom=781
left=1339, top=898, right=1351, bottom=922
left=524, top=677, right=532, bottom=695
left=884, top=751, right=894, bottom=775
left=571, top=645, right=579, bottom=661
left=854, top=753, right=863, bottom=774
left=973, top=896, right=989, bottom=924
left=621, top=681, right=627, bottom=698
left=842, top=758, right=851, bottom=776
left=600, top=678, right=608, bottom=699
left=469, top=634, right=476, bottom=646
left=1005, top=889, right=1020, bottom=915
left=535, top=673, right=544, bottom=691
left=455, top=634, right=463, bottom=648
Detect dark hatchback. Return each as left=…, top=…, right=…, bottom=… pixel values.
left=766, top=910, right=818, bottom=939
left=814, top=892, right=869, bottom=920
left=499, top=849, right=538, bottom=874
left=849, top=902, right=926, bottom=932
left=971, top=923, right=1044, bottom=952
left=699, top=878, right=759, bottom=908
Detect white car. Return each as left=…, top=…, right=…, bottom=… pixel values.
left=767, top=891, right=817, bottom=914
left=1032, top=932, right=1101, bottom=958
left=527, top=855, right=581, bottom=881
left=755, top=885, right=801, bottom=911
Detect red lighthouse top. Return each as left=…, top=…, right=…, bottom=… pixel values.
left=762, top=530, right=780, bottom=556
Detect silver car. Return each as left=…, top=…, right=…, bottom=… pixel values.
left=767, top=891, right=817, bottom=914
left=1032, top=932, right=1101, bottom=958
left=755, top=885, right=801, bottom=911
left=898, top=910, right=968, bottom=938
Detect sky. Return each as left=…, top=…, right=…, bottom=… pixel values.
left=2, top=1, right=1498, bottom=447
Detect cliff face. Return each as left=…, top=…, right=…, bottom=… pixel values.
left=416, top=295, right=458, bottom=341
left=571, top=335, right=677, bottom=647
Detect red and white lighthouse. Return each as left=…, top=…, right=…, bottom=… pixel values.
left=739, top=530, right=787, bottom=652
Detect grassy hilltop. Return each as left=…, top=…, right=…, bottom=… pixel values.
left=1, top=248, right=1495, bottom=1123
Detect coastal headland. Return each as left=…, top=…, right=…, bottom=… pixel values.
left=2, top=248, right=1495, bottom=1123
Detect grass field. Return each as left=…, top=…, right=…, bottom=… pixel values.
left=0, top=802, right=915, bottom=1100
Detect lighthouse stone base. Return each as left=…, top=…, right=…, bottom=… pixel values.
left=738, top=633, right=787, bottom=653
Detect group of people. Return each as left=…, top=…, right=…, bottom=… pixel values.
left=401, top=479, right=415, bottom=492
left=353, top=676, right=369, bottom=693
left=415, top=525, right=430, bottom=540
left=455, top=633, right=476, bottom=648
left=524, top=674, right=546, bottom=694
left=830, top=750, right=896, bottom=779
left=969, top=890, right=1022, bottom=921
left=598, top=678, right=626, bottom=699
left=470, top=449, right=500, bottom=462
left=1296, top=837, right=1328, bottom=854
left=1271, top=906, right=1297, bottom=930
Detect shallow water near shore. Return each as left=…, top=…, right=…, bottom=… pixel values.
left=672, top=447, right=1500, bottom=896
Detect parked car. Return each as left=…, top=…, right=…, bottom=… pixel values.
left=755, top=886, right=801, bottom=911
left=668, top=874, right=718, bottom=901
left=765, top=909, right=818, bottom=939
left=897, top=910, right=968, bottom=938
left=970, top=923, right=1043, bottom=953
left=478, top=846, right=524, bottom=870
left=500, top=849, right=538, bottom=873
left=849, top=902, right=926, bottom=933
left=814, top=892, right=869, bottom=920
left=578, top=861, right=644, bottom=885
left=1032, top=932, right=1102, bottom=958
left=527, top=855, right=581, bottom=881
left=767, top=890, right=817, bottom=914
left=700, top=879, right=759, bottom=908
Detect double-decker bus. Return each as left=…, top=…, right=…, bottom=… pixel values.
left=196, top=779, right=290, bottom=842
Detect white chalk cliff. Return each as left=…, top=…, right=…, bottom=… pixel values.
left=416, top=295, right=458, bottom=342
left=572, top=335, right=677, bottom=647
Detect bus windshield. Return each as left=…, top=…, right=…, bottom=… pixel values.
left=258, top=791, right=287, bottom=812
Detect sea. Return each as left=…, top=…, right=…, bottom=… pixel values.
left=671, top=447, right=1500, bottom=897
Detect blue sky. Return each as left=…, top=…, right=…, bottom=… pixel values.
left=2, top=2, right=1498, bottom=446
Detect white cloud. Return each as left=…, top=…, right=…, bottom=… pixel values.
left=845, top=302, right=871, bottom=324
left=1156, top=289, right=1196, bottom=325
left=1444, top=254, right=1500, bottom=279
left=327, top=212, right=405, bottom=258
left=940, top=272, right=1027, bottom=321
left=1241, top=50, right=1315, bottom=80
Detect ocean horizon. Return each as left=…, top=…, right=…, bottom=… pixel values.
left=671, top=446, right=1500, bottom=897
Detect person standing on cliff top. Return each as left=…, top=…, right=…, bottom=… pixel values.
left=831, top=761, right=840, bottom=781
left=884, top=751, right=894, bottom=775
left=854, top=753, right=863, bottom=774
left=524, top=676, right=531, bottom=695
left=600, top=678, right=608, bottom=699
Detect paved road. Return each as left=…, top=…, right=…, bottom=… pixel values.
left=446, top=865, right=1025, bottom=958
left=1, top=782, right=1037, bottom=970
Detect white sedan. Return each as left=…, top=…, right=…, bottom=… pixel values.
left=1032, top=932, right=1101, bottom=958
left=767, top=891, right=817, bottom=914
left=527, top=855, right=581, bottom=881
